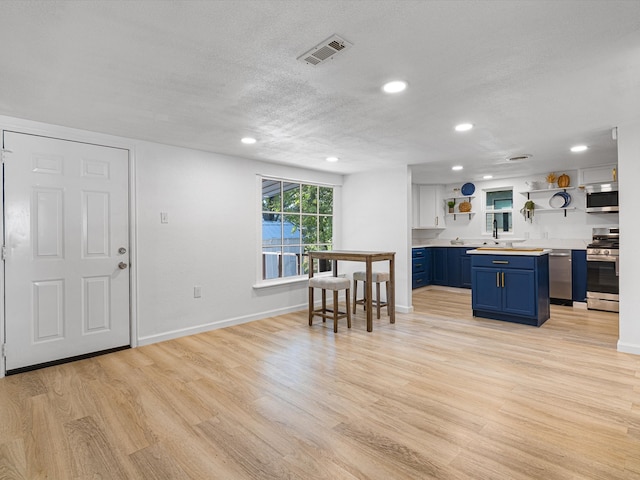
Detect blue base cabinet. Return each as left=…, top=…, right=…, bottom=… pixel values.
left=431, top=247, right=448, bottom=286
left=471, top=254, right=550, bottom=327
left=412, top=248, right=431, bottom=289
left=460, top=254, right=472, bottom=288
left=412, top=246, right=472, bottom=289
left=571, top=250, right=587, bottom=302
left=447, top=247, right=472, bottom=288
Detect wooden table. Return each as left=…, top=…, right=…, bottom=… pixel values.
left=308, top=250, right=395, bottom=332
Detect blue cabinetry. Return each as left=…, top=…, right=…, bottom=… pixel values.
left=571, top=250, right=587, bottom=302
left=447, top=247, right=472, bottom=288
left=412, top=248, right=431, bottom=289
left=431, top=247, right=448, bottom=286
left=412, top=246, right=472, bottom=289
left=471, top=254, right=550, bottom=326
left=460, top=254, right=472, bottom=288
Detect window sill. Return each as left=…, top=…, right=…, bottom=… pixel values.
left=253, top=272, right=342, bottom=290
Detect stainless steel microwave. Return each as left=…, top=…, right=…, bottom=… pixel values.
left=585, top=183, right=619, bottom=213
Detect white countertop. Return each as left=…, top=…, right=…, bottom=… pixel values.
left=466, top=248, right=552, bottom=256
left=413, top=238, right=589, bottom=250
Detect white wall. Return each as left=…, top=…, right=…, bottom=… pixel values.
left=618, top=120, right=640, bottom=355
left=341, top=166, right=412, bottom=312
left=413, top=171, right=619, bottom=246
left=135, top=141, right=343, bottom=343
left=0, top=115, right=343, bottom=347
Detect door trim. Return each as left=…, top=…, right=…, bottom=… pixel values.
left=0, top=121, right=138, bottom=377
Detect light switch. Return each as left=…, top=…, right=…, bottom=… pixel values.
left=194, top=286, right=202, bottom=298
left=160, top=212, right=169, bottom=224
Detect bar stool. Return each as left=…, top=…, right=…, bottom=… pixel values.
left=353, top=271, right=390, bottom=319
left=308, top=277, right=352, bottom=333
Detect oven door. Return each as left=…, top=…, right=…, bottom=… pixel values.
left=586, top=254, right=619, bottom=311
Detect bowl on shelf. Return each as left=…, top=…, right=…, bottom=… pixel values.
left=459, top=201, right=472, bottom=212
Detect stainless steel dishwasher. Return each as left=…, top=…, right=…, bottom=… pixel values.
left=549, top=249, right=572, bottom=303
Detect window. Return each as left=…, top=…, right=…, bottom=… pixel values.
left=484, top=188, right=513, bottom=235
left=261, top=178, right=333, bottom=280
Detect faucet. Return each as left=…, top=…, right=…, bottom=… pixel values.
left=493, top=218, right=498, bottom=239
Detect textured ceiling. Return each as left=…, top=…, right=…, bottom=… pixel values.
left=1, top=0, right=639, bottom=183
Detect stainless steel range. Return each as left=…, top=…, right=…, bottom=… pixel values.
left=586, top=227, right=619, bottom=312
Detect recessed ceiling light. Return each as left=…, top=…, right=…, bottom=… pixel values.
left=454, top=123, right=474, bottom=132
left=326, top=156, right=339, bottom=163
left=382, top=80, right=407, bottom=94
left=570, top=145, right=588, bottom=152
left=452, top=165, right=463, bottom=171
left=483, top=175, right=493, bottom=179
left=241, top=137, right=256, bottom=144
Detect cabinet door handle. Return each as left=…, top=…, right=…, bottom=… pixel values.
left=492, top=260, right=509, bottom=264
left=502, top=272, right=505, bottom=287
left=496, top=272, right=500, bottom=287
left=435, top=216, right=438, bottom=226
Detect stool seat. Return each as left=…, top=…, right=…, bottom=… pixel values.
left=353, top=271, right=390, bottom=283
left=309, top=276, right=350, bottom=290
left=308, top=276, right=351, bottom=333
left=353, top=271, right=390, bottom=320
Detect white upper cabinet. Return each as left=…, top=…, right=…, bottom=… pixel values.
left=414, top=185, right=445, bottom=229
left=579, top=164, right=617, bottom=185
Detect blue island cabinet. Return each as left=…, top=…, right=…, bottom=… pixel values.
left=471, top=254, right=550, bottom=326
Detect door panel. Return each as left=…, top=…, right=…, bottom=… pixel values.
left=3, top=131, right=130, bottom=371
left=471, top=268, right=502, bottom=312
left=502, top=269, right=536, bottom=317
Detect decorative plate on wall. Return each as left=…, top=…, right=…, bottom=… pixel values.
left=461, top=182, right=475, bottom=196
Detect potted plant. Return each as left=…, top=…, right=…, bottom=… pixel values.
left=520, top=200, right=535, bottom=222
left=447, top=200, right=455, bottom=213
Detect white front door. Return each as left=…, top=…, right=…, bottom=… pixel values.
left=3, top=131, right=130, bottom=371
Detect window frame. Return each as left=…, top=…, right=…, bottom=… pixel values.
left=257, top=175, right=335, bottom=285
left=482, top=186, right=515, bottom=236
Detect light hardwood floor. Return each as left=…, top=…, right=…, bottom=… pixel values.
left=1, top=287, right=638, bottom=479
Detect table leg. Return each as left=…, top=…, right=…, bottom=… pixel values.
left=389, top=255, right=395, bottom=323
left=366, top=259, right=373, bottom=332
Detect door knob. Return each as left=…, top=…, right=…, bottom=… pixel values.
left=118, top=247, right=127, bottom=254
left=118, top=262, right=128, bottom=270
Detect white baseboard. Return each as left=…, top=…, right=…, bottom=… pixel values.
left=137, top=303, right=307, bottom=346
left=138, top=299, right=413, bottom=346
left=617, top=341, right=640, bottom=356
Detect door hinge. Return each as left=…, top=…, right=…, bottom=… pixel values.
left=1, top=344, right=6, bottom=358
left=1, top=245, right=5, bottom=261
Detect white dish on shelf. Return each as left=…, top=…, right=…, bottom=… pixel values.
left=549, top=191, right=571, bottom=208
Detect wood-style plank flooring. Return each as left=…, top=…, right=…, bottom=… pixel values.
left=1, top=287, right=639, bottom=479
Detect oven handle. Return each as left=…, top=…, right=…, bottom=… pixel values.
left=587, top=255, right=619, bottom=276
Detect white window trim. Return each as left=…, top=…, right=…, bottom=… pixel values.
left=255, top=175, right=336, bottom=287
left=482, top=186, right=516, bottom=237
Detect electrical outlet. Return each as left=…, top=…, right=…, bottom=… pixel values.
left=194, top=286, right=202, bottom=298
left=160, top=212, right=169, bottom=224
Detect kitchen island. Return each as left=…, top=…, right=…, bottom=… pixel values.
left=467, top=248, right=551, bottom=326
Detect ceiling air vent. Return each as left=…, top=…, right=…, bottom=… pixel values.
left=297, top=35, right=353, bottom=66
left=506, top=154, right=533, bottom=162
